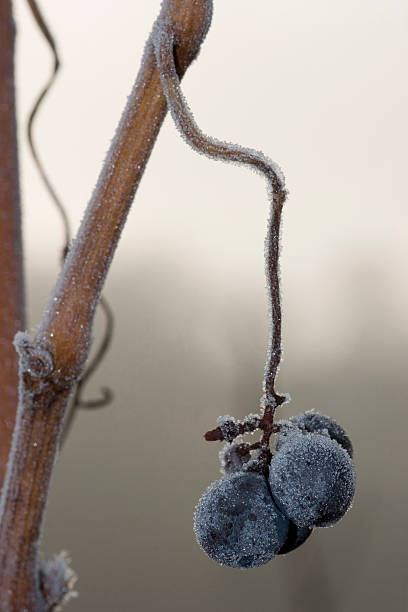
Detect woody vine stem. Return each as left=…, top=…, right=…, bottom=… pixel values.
left=25, top=0, right=115, bottom=448
left=0, top=0, right=286, bottom=609
left=0, top=1, right=212, bottom=609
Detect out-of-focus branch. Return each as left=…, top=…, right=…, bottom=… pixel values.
left=0, top=0, right=25, bottom=485
left=0, top=1, right=213, bottom=609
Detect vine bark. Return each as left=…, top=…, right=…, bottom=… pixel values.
left=0, top=1, right=213, bottom=609
left=0, top=0, right=25, bottom=486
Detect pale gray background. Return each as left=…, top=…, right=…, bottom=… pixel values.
left=14, top=1, right=408, bottom=610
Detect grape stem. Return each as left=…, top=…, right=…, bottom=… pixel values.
left=153, top=14, right=287, bottom=443
left=205, top=416, right=281, bottom=444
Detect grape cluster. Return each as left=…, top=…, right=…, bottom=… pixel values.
left=194, top=411, right=355, bottom=568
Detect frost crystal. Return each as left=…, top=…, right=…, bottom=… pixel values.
left=269, top=432, right=355, bottom=528
left=194, top=472, right=289, bottom=568
left=39, top=552, right=78, bottom=610
left=276, top=411, right=353, bottom=458
left=290, top=411, right=353, bottom=458
left=244, top=413, right=260, bottom=429
left=216, top=415, right=240, bottom=442
left=219, top=443, right=250, bottom=475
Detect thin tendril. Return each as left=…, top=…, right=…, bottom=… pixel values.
left=73, top=296, right=114, bottom=409
left=154, top=23, right=287, bottom=417
left=26, top=0, right=71, bottom=249
left=26, top=0, right=114, bottom=433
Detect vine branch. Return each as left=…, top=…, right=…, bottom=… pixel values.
left=0, top=0, right=25, bottom=486
left=26, top=0, right=115, bottom=445
left=0, top=1, right=213, bottom=609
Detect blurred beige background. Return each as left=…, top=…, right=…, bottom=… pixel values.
left=13, top=0, right=408, bottom=610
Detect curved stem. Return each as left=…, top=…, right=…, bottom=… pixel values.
left=153, top=25, right=287, bottom=413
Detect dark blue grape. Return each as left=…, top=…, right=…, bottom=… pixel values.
left=194, top=472, right=289, bottom=568
left=288, top=411, right=353, bottom=457
left=269, top=432, right=355, bottom=528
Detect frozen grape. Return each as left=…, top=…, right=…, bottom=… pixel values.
left=289, top=411, right=353, bottom=457
left=219, top=443, right=251, bottom=475
left=194, top=472, right=289, bottom=568
left=269, top=432, right=355, bottom=528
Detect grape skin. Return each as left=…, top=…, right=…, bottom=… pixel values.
left=219, top=443, right=251, bottom=475
left=269, top=432, right=355, bottom=528
left=194, top=472, right=289, bottom=568
left=290, top=411, right=353, bottom=458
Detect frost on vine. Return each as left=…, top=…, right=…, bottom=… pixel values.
left=219, top=442, right=251, bottom=476
left=39, top=552, right=77, bottom=610
left=151, top=12, right=356, bottom=569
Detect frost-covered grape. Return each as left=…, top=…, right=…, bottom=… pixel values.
left=287, top=411, right=353, bottom=457
left=219, top=443, right=250, bottom=475
left=269, top=432, right=355, bottom=528
left=194, top=472, right=289, bottom=568
left=278, top=522, right=312, bottom=555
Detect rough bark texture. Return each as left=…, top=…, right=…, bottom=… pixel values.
left=0, top=1, right=213, bottom=609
